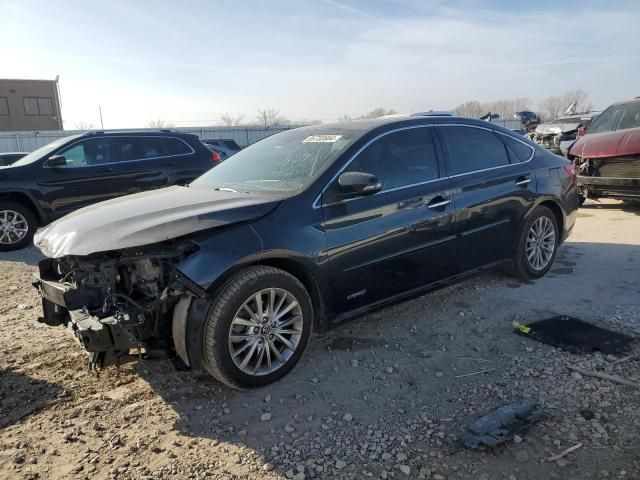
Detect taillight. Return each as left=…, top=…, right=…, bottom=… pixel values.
left=563, top=163, right=577, bottom=183
left=211, top=151, right=221, bottom=163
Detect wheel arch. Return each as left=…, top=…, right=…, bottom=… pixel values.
left=0, top=191, right=46, bottom=225
left=536, top=198, right=565, bottom=240
left=204, top=252, right=329, bottom=333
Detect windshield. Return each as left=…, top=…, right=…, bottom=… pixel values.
left=11, top=135, right=80, bottom=167
left=588, top=102, right=640, bottom=134
left=192, top=127, right=362, bottom=193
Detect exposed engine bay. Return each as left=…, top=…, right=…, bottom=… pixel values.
left=574, top=155, right=640, bottom=201
left=34, top=241, right=203, bottom=373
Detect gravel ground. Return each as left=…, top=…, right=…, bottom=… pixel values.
left=1, top=198, right=639, bottom=480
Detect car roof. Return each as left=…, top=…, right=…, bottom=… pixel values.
left=80, top=129, right=195, bottom=138
left=611, top=97, right=640, bottom=106
left=300, top=115, right=513, bottom=133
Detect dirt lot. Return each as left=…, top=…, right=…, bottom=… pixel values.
left=1, top=199, right=639, bottom=480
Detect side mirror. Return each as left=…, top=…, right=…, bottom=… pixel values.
left=47, top=154, right=67, bottom=167
left=577, top=127, right=586, bottom=137
left=337, top=171, right=381, bottom=199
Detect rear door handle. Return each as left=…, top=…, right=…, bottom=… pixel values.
left=516, top=177, right=532, bottom=187
left=427, top=197, right=451, bottom=210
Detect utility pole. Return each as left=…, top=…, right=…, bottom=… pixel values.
left=98, top=105, right=104, bottom=129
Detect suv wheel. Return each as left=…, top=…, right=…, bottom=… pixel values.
left=511, top=206, right=559, bottom=280
left=0, top=201, right=37, bottom=251
left=202, top=266, right=313, bottom=389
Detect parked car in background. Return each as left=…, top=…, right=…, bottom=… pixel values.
left=514, top=111, right=540, bottom=133
left=201, top=138, right=242, bottom=153
left=530, top=113, right=599, bottom=155
left=33, top=116, right=578, bottom=388
left=0, top=129, right=215, bottom=250
left=0, top=152, right=28, bottom=166
left=568, top=98, right=640, bottom=205
left=203, top=143, right=236, bottom=161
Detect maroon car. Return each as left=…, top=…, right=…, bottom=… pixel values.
left=569, top=97, right=640, bottom=205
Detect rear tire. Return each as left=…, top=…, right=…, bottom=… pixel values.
left=202, top=266, right=313, bottom=389
left=510, top=206, right=559, bottom=280
left=0, top=201, right=37, bottom=251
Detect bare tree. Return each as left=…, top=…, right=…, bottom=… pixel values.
left=74, top=121, right=95, bottom=130
left=256, top=108, right=290, bottom=127
left=453, top=101, right=485, bottom=118
left=539, top=90, right=593, bottom=121
left=220, top=113, right=245, bottom=126
left=337, top=115, right=353, bottom=122
left=454, top=98, right=531, bottom=119
left=357, top=108, right=397, bottom=119
left=145, top=119, right=175, bottom=128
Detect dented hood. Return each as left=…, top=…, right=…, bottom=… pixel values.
left=570, top=128, right=640, bottom=159
left=34, top=185, right=283, bottom=258
left=535, top=122, right=581, bottom=136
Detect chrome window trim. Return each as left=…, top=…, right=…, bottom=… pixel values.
left=313, top=123, right=535, bottom=209
left=43, top=135, right=195, bottom=169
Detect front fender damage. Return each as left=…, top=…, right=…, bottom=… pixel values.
left=33, top=224, right=264, bottom=374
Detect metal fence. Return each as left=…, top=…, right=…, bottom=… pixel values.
left=0, top=118, right=526, bottom=154
left=0, top=125, right=296, bottom=153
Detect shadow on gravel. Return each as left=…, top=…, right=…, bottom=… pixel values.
left=127, top=240, right=640, bottom=478
left=0, top=245, right=43, bottom=267
left=582, top=199, right=640, bottom=216
left=0, top=369, right=63, bottom=429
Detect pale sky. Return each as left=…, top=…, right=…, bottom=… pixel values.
left=1, top=0, right=638, bottom=128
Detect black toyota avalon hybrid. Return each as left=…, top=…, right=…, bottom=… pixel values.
left=34, top=116, right=578, bottom=388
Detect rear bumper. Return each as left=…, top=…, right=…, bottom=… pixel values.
left=578, top=176, right=640, bottom=199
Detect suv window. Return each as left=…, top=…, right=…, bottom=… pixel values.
left=116, top=137, right=167, bottom=161
left=439, top=126, right=510, bottom=175
left=499, top=134, right=533, bottom=163
left=164, top=138, right=192, bottom=155
left=344, top=127, right=439, bottom=191
left=56, top=138, right=115, bottom=167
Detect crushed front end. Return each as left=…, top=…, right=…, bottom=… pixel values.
left=33, top=242, right=203, bottom=373
left=574, top=155, right=640, bottom=201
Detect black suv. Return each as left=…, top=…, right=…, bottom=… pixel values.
left=0, top=129, right=214, bottom=250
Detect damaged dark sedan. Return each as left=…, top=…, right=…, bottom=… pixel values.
left=33, top=116, right=578, bottom=388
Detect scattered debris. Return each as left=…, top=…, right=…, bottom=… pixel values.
left=514, top=316, right=634, bottom=354
left=567, top=365, right=640, bottom=388
left=547, top=442, right=583, bottom=462
left=461, top=399, right=543, bottom=448
left=454, top=368, right=497, bottom=378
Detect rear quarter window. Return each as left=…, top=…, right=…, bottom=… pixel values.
left=499, top=134, right=534, bottom=162
left=164, top=138, right=193, bottom=155
left=439, top=126, right=510, bottom=175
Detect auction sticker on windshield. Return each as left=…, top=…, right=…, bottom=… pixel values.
left=303, top=135, right=342, bottom=143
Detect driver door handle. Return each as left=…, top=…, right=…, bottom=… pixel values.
left=516, top=176, right=532, bottom=187
left=427, top=197, right=451, bottom=210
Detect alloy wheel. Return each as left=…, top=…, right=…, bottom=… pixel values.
left=526, top=216, right=556, bottom=271
left=228, top=288, right=304, bottom=376
left=0, top=210, right=29, bottom=245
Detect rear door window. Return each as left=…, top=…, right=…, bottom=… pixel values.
left=438, top=126, right=510, bottom=175
left=116, top=137, right=167, bottom=161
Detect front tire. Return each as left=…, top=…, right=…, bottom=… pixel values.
left=511, top=206, right=559, bottom=280
left=0, top=201, right=37, bottom=251
left=202, top=266, right=313, bottom=389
